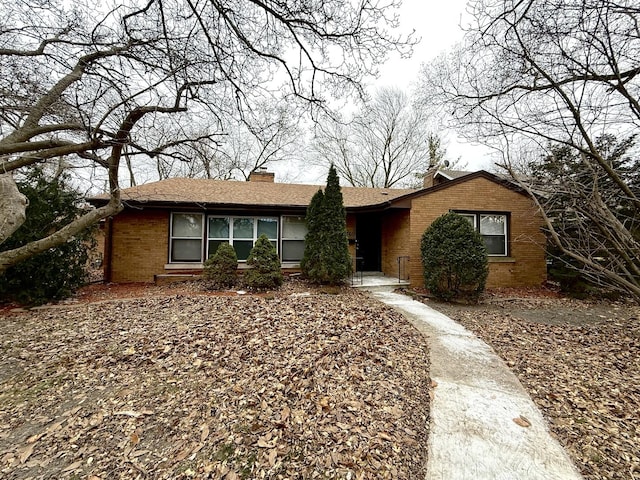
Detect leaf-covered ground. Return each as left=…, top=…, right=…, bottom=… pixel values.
left=429, top=292, right=640, bottom=480
left=0, top=283, right=431, bottom=479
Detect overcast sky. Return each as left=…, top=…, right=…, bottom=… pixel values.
left=375, top=0, right=496, bottom=173
left=377, top=0, right=469, bottom=86
left=282, top=0, right=497, bottom=185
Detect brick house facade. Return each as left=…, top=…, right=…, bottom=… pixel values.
left=88, top=170, right=547, bottom=288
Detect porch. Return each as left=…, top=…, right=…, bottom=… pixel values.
left=351, top=271, right=410, bottom=288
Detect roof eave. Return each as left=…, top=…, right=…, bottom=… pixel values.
left=385, top=170, right=529, bottom=205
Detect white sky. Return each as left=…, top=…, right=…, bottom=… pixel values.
left=282, top=0, right=497, bottom=185
left=374, top=0, right=496, bottom=173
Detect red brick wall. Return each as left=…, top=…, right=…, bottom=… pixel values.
left=108, top=209, right=169, bottom=283
left=105, top=177, right=546, bottom=287
left=381, top=210, right=411, bottom=278
left=406, top=177, right=547, bottom=288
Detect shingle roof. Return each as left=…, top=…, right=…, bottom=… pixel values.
left=436, top=169, right=473, bottom=180
left=88, top=177, right=418, bottom=209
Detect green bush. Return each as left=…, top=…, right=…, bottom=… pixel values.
left=301, top=188, right=328, bottom=282
left=244, top=234, right=283, bottom=290
left=203, top=242, right=238, bottom=289
left=421, top=212, right=488, bottom=302
left=0, top=168, right=96, bottom=305
left=301, top=166, right=352, bottom=284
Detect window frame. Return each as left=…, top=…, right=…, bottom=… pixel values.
left=206, top=215, right=279, bottom=262
left=168, top=213, right=309, bottom=266
left=455, top=211, right=509, bottom=257
left=169, top=212, right=205, bottom=263
left=280, top=215, right=308, bottom=263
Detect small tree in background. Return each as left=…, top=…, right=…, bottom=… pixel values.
left=244, top=234, right=283, bottom=290
left=0, top=168, right=95, bottom=305
left=421, top=212, right=488, bottom=302
left=302, top=166, right=352, bottom=284
left=203, top=242, right=238, bottom=289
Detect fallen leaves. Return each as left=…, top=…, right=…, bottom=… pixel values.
left=0, top=281, right=430, bottom=479
left=434, top=294, right=640, bottom=480
left=16, top=444, right=33, bottom=464
left=513, top=416, right=531, bottom=428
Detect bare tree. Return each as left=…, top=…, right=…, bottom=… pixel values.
left=0, top=0, right=415, bottom=273
left=420, top=0, right=640, bottom=300
left=313, top=87, right=435, bottom=188
left=152, top=102, right=303, bottom=181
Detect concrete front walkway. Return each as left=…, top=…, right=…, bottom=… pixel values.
left=362, top=281, right=582, bottom=480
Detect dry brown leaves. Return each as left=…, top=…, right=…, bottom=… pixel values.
left=0, top=283, right=430, bottom=479
left=433, top=295, right=640, bottom=480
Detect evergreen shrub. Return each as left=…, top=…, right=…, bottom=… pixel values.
left=0, top=168, right=96, bottom=305
left=421, top=212, right=488, bottom=302
left=244, top=234, right=283, bottom=290
left=203, top=242, right=238, bottom=289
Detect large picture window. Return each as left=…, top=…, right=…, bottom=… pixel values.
left=207, top=216, right=278, bottom=261
left=459, top=212, right=508, bottom=256
left=170, top=213, right=204, bottom=262
left=169, top=214, right=305, bottom=264
left=281, top=216, right=307, bottom=262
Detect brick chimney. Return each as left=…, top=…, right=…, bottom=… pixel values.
left=422, top=168, right=437, bottom=188
left=248, top=169, right=275, bottom=183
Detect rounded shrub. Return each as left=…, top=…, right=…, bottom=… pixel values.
left=421, top=212, right=488, bottom=302
left=244, top=234, right=283, bottom=290
left=203, top=242, right=238, bottom=289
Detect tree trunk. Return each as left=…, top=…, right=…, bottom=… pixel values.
left=0, top=173, right=28, bottom=246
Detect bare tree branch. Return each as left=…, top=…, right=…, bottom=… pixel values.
left=1, top=0, right=414, bottom=273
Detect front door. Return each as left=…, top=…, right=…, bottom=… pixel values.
left=355, top=213, right=381, bottom=271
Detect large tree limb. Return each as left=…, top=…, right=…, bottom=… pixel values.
left=1, top=44, right=134, bottom=146
left=0, top=195, right=122, bottom=274
left=0, top=174, right=28, bottom=247
left=0, top=140, right=103, bottom=173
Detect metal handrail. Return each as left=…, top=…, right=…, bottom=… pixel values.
left=397, top=256, right=409, bottom=282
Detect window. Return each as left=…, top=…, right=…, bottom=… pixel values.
left=257, top=218, right=278, bottom=251
left=458, top=212, right=508, bottom=256
left=460, top=214, right=477, bottom=229
left=281, top=216, right=307, bottom=262
left=206, top=216, right=279, bottom=261
left=480, top=215, right=507, bottom=255
left=207, top=217, right=230, bottom=258
left=232, top=217, right=255, bottom=260
left=170, top=214, right=301, bottom=264
left=171, top=213, right=204, bottom=262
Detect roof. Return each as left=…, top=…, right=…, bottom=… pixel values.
left=87, top=170, right=526, bottom=211
left=435, top=169, right=473, bottom=180
left=88, top=177, right=417, bottom=209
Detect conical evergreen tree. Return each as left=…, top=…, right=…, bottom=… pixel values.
left=203, top=242, right=238, bottom=289
left=322, top=165, right=352, bottom=283
left=301, top=188, right=326, bottom=281
left=302, top=166, right=352, bottom=284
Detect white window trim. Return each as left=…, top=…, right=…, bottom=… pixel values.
left=455, top=211, right=508, bottom=257
left=479, top=214, right=508, bottom=256
left=169, top=212, right=205, bottom=263
left=206, top=215, right=279, bottom=262
left=280, top=215, right=307, bottom=264
left=168, top=213, right=309, bottom=266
